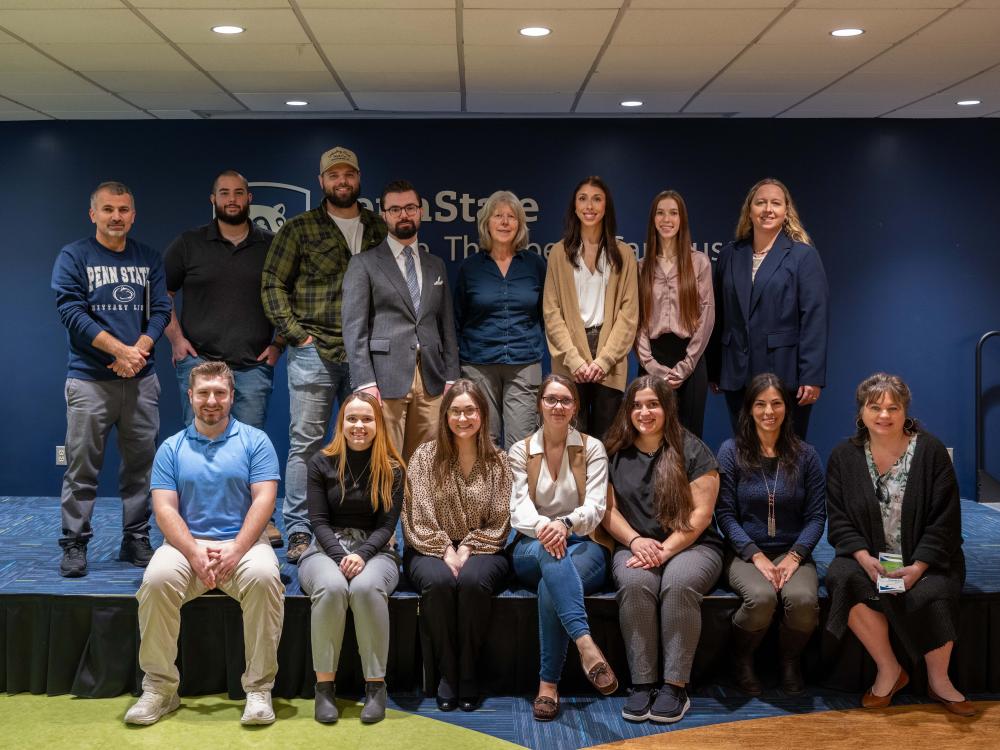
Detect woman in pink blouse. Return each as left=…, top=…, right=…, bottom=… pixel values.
left=636, top=190, right=714, bottom=437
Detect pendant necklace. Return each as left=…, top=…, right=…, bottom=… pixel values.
left=761, top=463, right=781, bottom=537
left=345, top=459, right=368, bottom=490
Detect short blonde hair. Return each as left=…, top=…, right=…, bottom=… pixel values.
left=477, top=190, right=529, bottom=251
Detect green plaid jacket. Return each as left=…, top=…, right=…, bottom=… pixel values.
left=261, top=202, right=387, bottom=362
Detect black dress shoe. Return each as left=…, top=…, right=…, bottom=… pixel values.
left=459, top=696, right=482, bottom=712
left=436, top=695, right=457, bottom=712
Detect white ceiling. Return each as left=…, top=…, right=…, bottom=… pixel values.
left=0, top=0, right=998, bottom=120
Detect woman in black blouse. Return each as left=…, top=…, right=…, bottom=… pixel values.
left=601, top=375, right=723, bottom=725
left=298, top=392, right=406, bottom=725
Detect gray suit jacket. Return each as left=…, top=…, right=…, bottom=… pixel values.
left=342, top=239, right=460, bottom=400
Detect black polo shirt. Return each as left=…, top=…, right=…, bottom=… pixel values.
left=164, top=221, right=275, bottom=368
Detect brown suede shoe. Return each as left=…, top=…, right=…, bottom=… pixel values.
left=532, top=696, right=559, bottom=722
left=928, top=686, right=977, bottom=717
left=861, top=667, right=909, bottom=709
left=265, top=522, right=284, bottom=549
left=585, top=661, right=619, bottom=696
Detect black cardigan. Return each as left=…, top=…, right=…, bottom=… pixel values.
left=824, top=433, right=964, bottom=650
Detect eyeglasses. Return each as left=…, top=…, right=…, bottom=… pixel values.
left=384, top=204, right=421, bottom=218
left=447, top=407, right=480, bottom=419
left=541, top=395, right=575, bottom=409
left=491, top=212, right=517, bottom=223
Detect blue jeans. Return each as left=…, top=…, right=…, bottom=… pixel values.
left=175, top=355, right=274, bottom=429
left=512, top=535, right=608, bottom=683
left=284, top=343, right=352, bottom=537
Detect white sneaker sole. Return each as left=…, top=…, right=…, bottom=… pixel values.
left=241, top=710, right=276, bottom=725
left=649, top=696, right=690, bottom=724
left=124, top=693, right=180, bottom=725
left=621, top=708, right=651, bottom=722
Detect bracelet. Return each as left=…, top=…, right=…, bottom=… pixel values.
left=786, top=550, right=803, bottom=563
left=627, top=535, right=641, bottom=549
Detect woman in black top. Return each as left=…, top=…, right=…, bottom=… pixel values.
left=601, top=375, right=723, bottom=725
left=298, top=392, right=406, bottom=725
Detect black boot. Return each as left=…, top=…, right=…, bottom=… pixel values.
left=730, top=624, right=767, bottom=696
left=314, top=681, right=338, bottom=723
left=779, top=624, right=812, bottom=695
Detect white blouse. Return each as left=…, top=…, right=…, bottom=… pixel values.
left=508, top=427, right=608, bottom=536
left=573, top=251, right=610, bottom=329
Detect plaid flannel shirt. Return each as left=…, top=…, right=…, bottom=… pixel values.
left=261, top=202, right=387, bottom=362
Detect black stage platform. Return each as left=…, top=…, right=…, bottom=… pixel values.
left=2, top=497, right=999, bottom=698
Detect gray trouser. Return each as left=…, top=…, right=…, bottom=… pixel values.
left=460, top=361, right=540, bottom=450
left=298, top=544, right=400, bottom=679
left=136, top=536, right=285, bottom=695
left=60, top=374, right=159, bottom=546
left=613, top=543, right=722, bottom=685
left=726, top=552, right=819, bottom=633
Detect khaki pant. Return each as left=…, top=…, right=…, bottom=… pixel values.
left=136, top=536, right=284, bottom=695
left=382, top=357, right=442, bottom=462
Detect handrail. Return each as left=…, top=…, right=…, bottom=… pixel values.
left=976, top=331, right=1000, bottom=502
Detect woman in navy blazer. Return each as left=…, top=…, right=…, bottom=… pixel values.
left=708, top=178, right=828, bottom=439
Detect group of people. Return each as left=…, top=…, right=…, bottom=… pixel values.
left=50, top=144, right=973, bottom=727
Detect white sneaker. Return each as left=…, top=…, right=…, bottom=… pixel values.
left=124, top=691, right=180, bottom=725
left=241, top=690, right=276, bottom=725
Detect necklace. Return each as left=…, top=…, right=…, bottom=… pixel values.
left=345, top=458, right=368, bottom=490
left=761, top=462, right=781, bottom=538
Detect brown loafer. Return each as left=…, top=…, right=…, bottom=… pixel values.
left=928, top=686, right=977, bottom=717
left=585, top=661, right=619, bottom=696
left=531, top=695, right=559, bottom=722
left=861, top=667, right=909, bottom=709
left=265, top=521, right=284, bottom=549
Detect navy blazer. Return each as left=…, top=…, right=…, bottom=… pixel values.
left=707, top=232, right=828, bottom=391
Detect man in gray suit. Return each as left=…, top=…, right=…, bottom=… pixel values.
left=342, top=180, right=460, bottom=460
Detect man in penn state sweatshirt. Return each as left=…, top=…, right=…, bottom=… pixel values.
left=51, top=181, right=172, bottom=577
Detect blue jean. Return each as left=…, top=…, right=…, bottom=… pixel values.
left=175, top=355, right=274, bottom=429
left=284, top=343, right=352, bottom=536
left=512, top=535, right=608, bottom=683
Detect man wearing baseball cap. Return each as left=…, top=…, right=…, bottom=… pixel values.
left=262, top=146, right=387, bottom=563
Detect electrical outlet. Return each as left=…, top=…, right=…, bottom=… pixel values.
left=56, top=445, right=67, bottom=465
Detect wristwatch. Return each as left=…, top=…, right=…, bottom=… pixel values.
left=558, top=516, right=574, bottom=531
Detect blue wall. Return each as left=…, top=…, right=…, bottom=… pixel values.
left=2, top=119, right=998, bottom=499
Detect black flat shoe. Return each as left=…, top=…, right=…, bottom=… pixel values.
left=436, top=695, right=457, bottom=712
left=459, top=696, right=482, bottom=712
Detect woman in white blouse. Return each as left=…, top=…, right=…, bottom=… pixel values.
left=509, top=373, right=618, bottom=721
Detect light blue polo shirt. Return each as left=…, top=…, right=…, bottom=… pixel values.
left=151, top=417, right=280, bottom=539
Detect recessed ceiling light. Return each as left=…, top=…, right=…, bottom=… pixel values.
left=212, top=25, right=244, bottom=35
left=519, top=27, right=551, bottom=37
left=620, top=100, right=643, bottom=107
left=286, top=100, right=308, bottom=106
left=830, top=28, right=864, bottom=37
left=957, top=99, right=981, bottom=106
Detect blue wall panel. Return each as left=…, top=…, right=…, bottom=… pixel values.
left=1, top=119, right=998, bottom=499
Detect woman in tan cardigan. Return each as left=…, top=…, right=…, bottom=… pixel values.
left=543, top=176, right=639, bottom=439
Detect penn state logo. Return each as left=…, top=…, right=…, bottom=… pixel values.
left=113, top=285, right=136, bottom=303
left=249, top=182, right=311, bottom=232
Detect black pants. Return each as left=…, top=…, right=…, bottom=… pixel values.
left=576, top=326, right=623, bottom=440
left=403, top=546, right=510, bottom=698
left=723, top=388, right=812, bottom=440
left=639, top=333, right=708, bottom=438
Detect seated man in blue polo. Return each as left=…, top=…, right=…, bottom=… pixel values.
left=126, top=361, right=284, bottom=726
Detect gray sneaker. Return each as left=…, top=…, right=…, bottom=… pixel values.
left=241, top=690, right=276, bottom=725
left=124, top=691, right=180, bottom=725
left=360, top=681, right=387, bottom=724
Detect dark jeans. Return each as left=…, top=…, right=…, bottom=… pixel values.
left=404, top=546, right=510, bottom=698
left=724, top=388, right=812, bottom=440
left=639, top=333, right=708, bottom=438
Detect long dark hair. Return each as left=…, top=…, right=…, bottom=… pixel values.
left=432, top=378, right=505, bottom=491
left=561, top=176, right=623, bottom=274
left=605, top=375, right=693, bottom=532
left=735, top=373, right=801, bottom=480
left=639, top=190, right=699, bottom=335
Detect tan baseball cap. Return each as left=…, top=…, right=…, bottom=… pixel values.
left=320, top=146, right=359, bottom=174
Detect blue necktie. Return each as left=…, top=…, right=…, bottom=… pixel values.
left=403, top=245, right=420, bottom=316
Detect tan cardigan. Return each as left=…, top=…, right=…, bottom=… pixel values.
left=542, top=239, right=639, bottom=392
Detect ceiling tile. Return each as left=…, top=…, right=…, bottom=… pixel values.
left=38, top=42, right=194, bottom=72
left=147, top=108, right=200, bottom=119
left=139, top=8, right=308, bottom=44
left=592, top=44, right=743, bottom=89
left=464, top=8, right=616, bottom=45
left=904, top=7, right=1000, bottom=45
left=758, top=7, right=944, bottom=45
left=0, top=43, right=63, bottom=71
left=300, top=8, right=455, bottom=45
left=631, top=1, right=786, bottom=6
left=798, top=1, right=962, bottom=9
left=353, top=91, right=460, bottom=111
left=0, top=1, right=124, bottom=8
left=120, top=91, right=241, bottom=110
left=210, top=70, right=336, bottom=92
left=0, top=70, right=98, bottom=94
left=614, top=9, right=780, bottom=46
left=131, top=1, right=290, bottom=7
left=465, top=1, right=619, bottom=7
left=0, top=9, right=160, bottom=44
left=180, top=43, right=326, bottom=72
left=685, top=91, right=800, bottom=116
left=15, top=90, right=137, bottom=109
left=298, top=0, right=455, bottom=7
left=45, top=109, right=153, bottom=119
left=466, top=91, right=575, bottom=112
left=234, top=91, right=352, bottom=111
left=87, top=70, right=221, bottom=94
left=465, top=44, right=598, bottom=91
left=321, top=43, right=457, bottom=91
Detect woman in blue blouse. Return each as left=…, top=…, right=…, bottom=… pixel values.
left=455, top=190, right=547, bottom=449
left=715, top=373, right=826, bottom=695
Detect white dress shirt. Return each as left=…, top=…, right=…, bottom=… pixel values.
left=574, top=250, right=610, bottom=328
left=387, top=234, right=422, bottom=293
